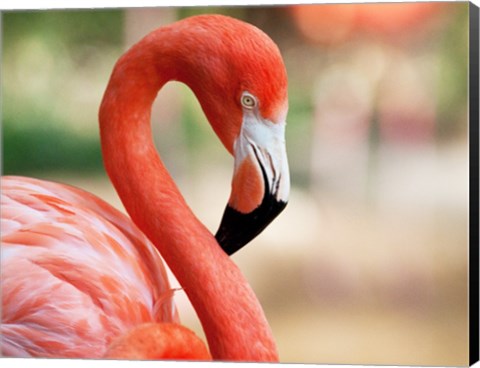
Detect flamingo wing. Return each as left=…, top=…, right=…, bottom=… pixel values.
left=1, top=176, right=177, bottom=358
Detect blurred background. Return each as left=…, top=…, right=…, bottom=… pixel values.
left=2, top=3, right=470, bottom=365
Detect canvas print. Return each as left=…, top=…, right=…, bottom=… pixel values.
left=1, top=2, right=478, bottom=366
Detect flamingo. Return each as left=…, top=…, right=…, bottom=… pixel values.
left=1, top=14, right=289, bottom=362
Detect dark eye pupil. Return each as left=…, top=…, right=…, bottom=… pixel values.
left=242, top=94, right=256, bottom=108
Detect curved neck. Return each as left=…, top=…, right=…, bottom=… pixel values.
left=99, top=26, right=278, bottom=361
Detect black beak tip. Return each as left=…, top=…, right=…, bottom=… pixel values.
left=215, top=198, right=287, bottom=256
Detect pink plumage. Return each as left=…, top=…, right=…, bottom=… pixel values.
left=1, top=176, right=176, bottom=357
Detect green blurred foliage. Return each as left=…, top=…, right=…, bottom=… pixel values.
left=435, top=5, right=469, bottom=140
left=2, top=95, right=103, bottom=174
left=2, top=10, right=123, bottom=50
left=2, top=10, right=123, bottom=175
left=179, top=6, right=244, bottom=19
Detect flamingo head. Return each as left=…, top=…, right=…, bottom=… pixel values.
left=174, top=15, right=290, bottom=255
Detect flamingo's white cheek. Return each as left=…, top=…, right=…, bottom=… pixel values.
left=233, top=110, right=290, bottom=204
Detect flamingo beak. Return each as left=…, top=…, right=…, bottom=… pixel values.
left=215, top=115, right=290, bottom=255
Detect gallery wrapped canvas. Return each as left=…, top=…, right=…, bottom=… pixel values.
left=1, top=1, right=479, bottom=366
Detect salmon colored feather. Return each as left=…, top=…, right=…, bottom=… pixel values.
left=2, top=14, right=288, bottom=362
left=1, top=176, right=178, bottom=358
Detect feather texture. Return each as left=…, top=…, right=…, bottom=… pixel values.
left=1, top=176, right=177, bottom=357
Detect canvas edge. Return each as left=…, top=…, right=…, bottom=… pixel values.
left=469, top=1, right=480, bottom=366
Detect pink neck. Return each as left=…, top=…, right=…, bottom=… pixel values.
left=99, top=26, right=278, bottom=362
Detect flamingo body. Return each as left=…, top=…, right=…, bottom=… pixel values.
left=1, top=176, right=176, bottom=357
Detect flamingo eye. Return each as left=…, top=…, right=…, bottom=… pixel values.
left=241, top=93, right=257, bottom=109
